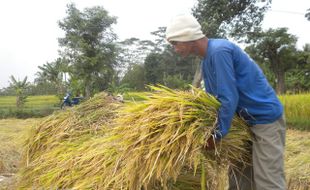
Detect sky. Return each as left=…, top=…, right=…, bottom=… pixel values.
left=0, top=0, right=309, bottom=89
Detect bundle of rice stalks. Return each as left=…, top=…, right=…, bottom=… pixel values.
left=97, top=85, right=251, bottom=190
left=24, top=92, right=121, bottom=161
left=18, top=86, right=251, bottom=190
left=18, top=92, right=122, bottom=188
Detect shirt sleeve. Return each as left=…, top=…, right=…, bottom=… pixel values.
left=211, top=51, right=239, bottom=139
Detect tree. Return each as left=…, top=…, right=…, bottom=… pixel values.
left=306, top=8, right=310, bottom=21
left=286, top=44, right=310, bottom=92
left=36, top=58, right=68, bottom=97
left=144, top=53, right=164, bottom=85
left=245, top=28, right=298, bottom=94
left=146, top=28, right=196, bottom=88
left=27, top=82, right=58, bottom=95
left=191, top=0, right=271, bottom=86
left=193, top=0, right=271, bottom=40
left=119, top=27, right=196, bottom=90
left=150, top=27, right=169, bottom=53
left=117, top=38, right=155, bottom=78
left=121, top=64, right=145, bottom=91
left=9, top=76, right=29, bottom=108
left=143, top=50, right=196, bottom=89
left=58, top=3, right=118, bottom=98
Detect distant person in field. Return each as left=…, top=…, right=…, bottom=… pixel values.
left=166, top=14, right=286, bottom=190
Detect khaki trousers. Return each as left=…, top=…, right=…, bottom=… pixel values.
left=228, top=116, right=286, bottom=190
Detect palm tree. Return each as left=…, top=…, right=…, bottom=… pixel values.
left=37, top=58, right=69, bottom=97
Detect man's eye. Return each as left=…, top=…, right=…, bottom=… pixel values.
left=170, top=41, right=177, bottom=45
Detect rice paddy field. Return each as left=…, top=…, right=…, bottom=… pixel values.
left=0, top=95, right=59, bottom=119
left=0, top=92, right=309, bottom=189
left=0, top=95, right=59, bottom=110
left=279, top=94, right=310, bottom=130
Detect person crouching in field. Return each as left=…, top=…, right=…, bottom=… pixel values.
left=165, top=14, right=286, bottom=190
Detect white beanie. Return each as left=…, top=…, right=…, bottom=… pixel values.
left=166, top=14, right=205, bottom=42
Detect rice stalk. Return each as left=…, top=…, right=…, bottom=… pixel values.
left=18, top=92, right=122, bottom=188
left=18, top=85, right=251, bottom=190
left=100, top=85, right=251, bottom=189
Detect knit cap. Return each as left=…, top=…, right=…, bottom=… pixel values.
left=166, top=14, right=205, bottom=42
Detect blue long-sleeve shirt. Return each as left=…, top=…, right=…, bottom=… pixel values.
left=202, top=39, right=283, bottom=139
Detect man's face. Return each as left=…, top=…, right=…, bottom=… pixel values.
left=170, top=41, right=194, bottom=57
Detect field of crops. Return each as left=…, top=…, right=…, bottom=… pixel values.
left=0, top=95, right=59, bottom=110
left=0, top=95, right=60, bottom=119
left=279, top=94, right=310, bottom=130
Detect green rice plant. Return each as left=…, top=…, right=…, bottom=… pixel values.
left=18, top=86, right=251, bottom=190
left=0, top=95, right=60, bottom=118
left=279, top=94, right=310, bottom=130
left=0, top=95, right=59, bottom=109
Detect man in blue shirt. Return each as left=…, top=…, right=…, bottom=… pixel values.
left=166, top=14, right=286, bottom=190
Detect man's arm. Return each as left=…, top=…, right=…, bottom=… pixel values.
left=211, top=51, right=239, bottom=139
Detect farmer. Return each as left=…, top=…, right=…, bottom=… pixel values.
left=166, top=14, right=286, bottom=190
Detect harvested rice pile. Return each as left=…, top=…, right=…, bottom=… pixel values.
left=19, top=93, right=122, bottom=188
left=18, top=86, right=251, bottom=190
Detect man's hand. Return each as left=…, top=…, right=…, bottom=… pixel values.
left=205, top=136, right=216, bottom=150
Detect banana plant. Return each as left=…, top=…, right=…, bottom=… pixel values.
left=9, top=75, right=29, bottom=108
